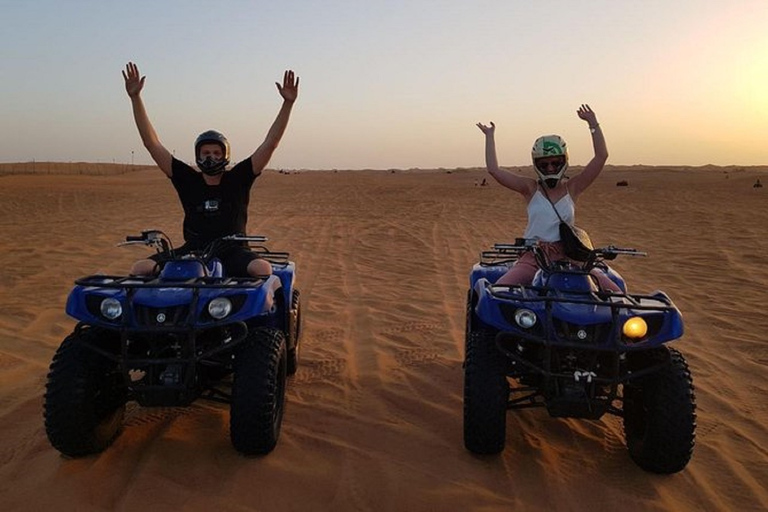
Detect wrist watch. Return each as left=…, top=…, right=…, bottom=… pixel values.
left=590, top=124, right=600, bottom=134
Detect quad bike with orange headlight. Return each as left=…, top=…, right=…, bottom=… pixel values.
left=463, top=237, right=696, bottom=474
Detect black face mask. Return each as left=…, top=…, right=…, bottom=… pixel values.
left=198, top=156, right=226, bottom=176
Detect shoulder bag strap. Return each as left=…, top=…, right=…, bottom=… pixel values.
left=540, top=184, right=566, bottom=223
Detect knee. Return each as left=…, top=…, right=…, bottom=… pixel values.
left=248, top=258, right=272, bottom=278
left=131, top=259, right=158, bottom=276
left=495, top=262, right=536, bottom=286
left=495, top=272, right=520, bottom=286
left=496, top=268, right=530, bottom=286
left=592, top=270, right=621, bottom=292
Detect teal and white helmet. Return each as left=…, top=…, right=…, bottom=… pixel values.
left=531, top=135, right=569, bottom=188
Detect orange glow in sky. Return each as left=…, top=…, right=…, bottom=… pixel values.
left=0, top=1, right=766, bottom=168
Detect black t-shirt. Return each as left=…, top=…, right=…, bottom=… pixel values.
left=169, top=157, right=258, bottom=248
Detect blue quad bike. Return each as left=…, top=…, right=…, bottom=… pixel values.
left=464, top=238, right=696, bottom=474
left=44, top=230, right=302, bottom=457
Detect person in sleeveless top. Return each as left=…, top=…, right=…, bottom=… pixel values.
left=476, top=104, right=621, bottom=292
left=122, top=62, right=299, bottom=278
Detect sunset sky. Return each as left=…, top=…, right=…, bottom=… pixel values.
left=1, top=0, right=766, bottom=169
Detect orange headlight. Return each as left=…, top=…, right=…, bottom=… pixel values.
left=623, top=316, right=648, bottom=339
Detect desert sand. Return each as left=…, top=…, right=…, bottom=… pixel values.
left=0, top=163, right=766, bottom=511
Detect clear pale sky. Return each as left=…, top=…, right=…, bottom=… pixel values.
left=1, top=0, right=766, bottom=169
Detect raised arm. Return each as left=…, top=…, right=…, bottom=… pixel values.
left=477, top=122, right=536, bottom=199
left=568, top=104, right=608, bottom=198
left=250, top=70, right=299, bottom=175
left=122, top=62, right=173, bottom=177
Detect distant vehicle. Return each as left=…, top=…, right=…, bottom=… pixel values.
left=44, top=230, right=302, bottom=456
left=463, top=237, right=696, bottom=473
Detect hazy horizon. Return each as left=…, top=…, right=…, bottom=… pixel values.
left=3, top=161, right=766, bottom=174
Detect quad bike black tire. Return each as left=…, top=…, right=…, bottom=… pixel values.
left=464, top=289, right=473, bottom=347
left=287, top=289, right=302, bottom=376
left=463, top=326, right=509, bottom=455
left=623, top=347, right=696, bottom=473
left=44, top=327, right=127, bottom=457
left=230, top=327, right=287, bottom=455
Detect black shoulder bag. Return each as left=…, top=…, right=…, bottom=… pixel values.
left=541, top=186, right=594, bottom=262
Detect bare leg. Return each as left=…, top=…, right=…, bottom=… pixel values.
left=590, top=269, right=622, bottom=292
left=495, top=253, right=539, bottom=286
left=130, top=259, right=158, bottom=276
left=247, top=258, right=273, bottom=278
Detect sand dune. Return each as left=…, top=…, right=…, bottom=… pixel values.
left=0, top=166, right=766, bottom=511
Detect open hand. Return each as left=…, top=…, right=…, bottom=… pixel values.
left=122, top=62, right=145, bottom=98
left=476, top=121, right=495, bottom=135
left=276, top=70, right=299, bottom=103
left=577, top=104, right=598, bottom=126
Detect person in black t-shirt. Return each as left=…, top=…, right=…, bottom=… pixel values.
left=122, top=62, right=299, bottom=277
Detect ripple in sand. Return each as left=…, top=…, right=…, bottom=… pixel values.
left=0, top=352, right=25, bottom=370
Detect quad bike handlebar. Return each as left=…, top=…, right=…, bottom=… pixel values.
left=483, top=238, right=646, bottom=273
left=116, top=230, right=287, bottom=265
left=118, top=229, right=173, bottom=254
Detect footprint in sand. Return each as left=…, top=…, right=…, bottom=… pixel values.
left=695, top=419, right=721, bottom=438
left=381, top=321, right=442, bottom=334
left=292, top=328, right=348, bottom=384
left=393, top=348, right=441, bottom=368
left=379, top=322, right=445, bottom=368
left=293, top=357, right=347, bottom=385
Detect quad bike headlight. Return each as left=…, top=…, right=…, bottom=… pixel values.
left=623, top=316, right=648, bottom=339
left=514, top=309, right=537, bottom=329
left=100, top=297, right=123, bottom=320
left=208, top=297, right=233, bottom=320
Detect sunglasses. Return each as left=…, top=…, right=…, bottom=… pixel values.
left=535, top=159, right=565, bottom=173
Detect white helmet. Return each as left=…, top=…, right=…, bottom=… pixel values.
left=531, top=135, right=569, bottom=188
